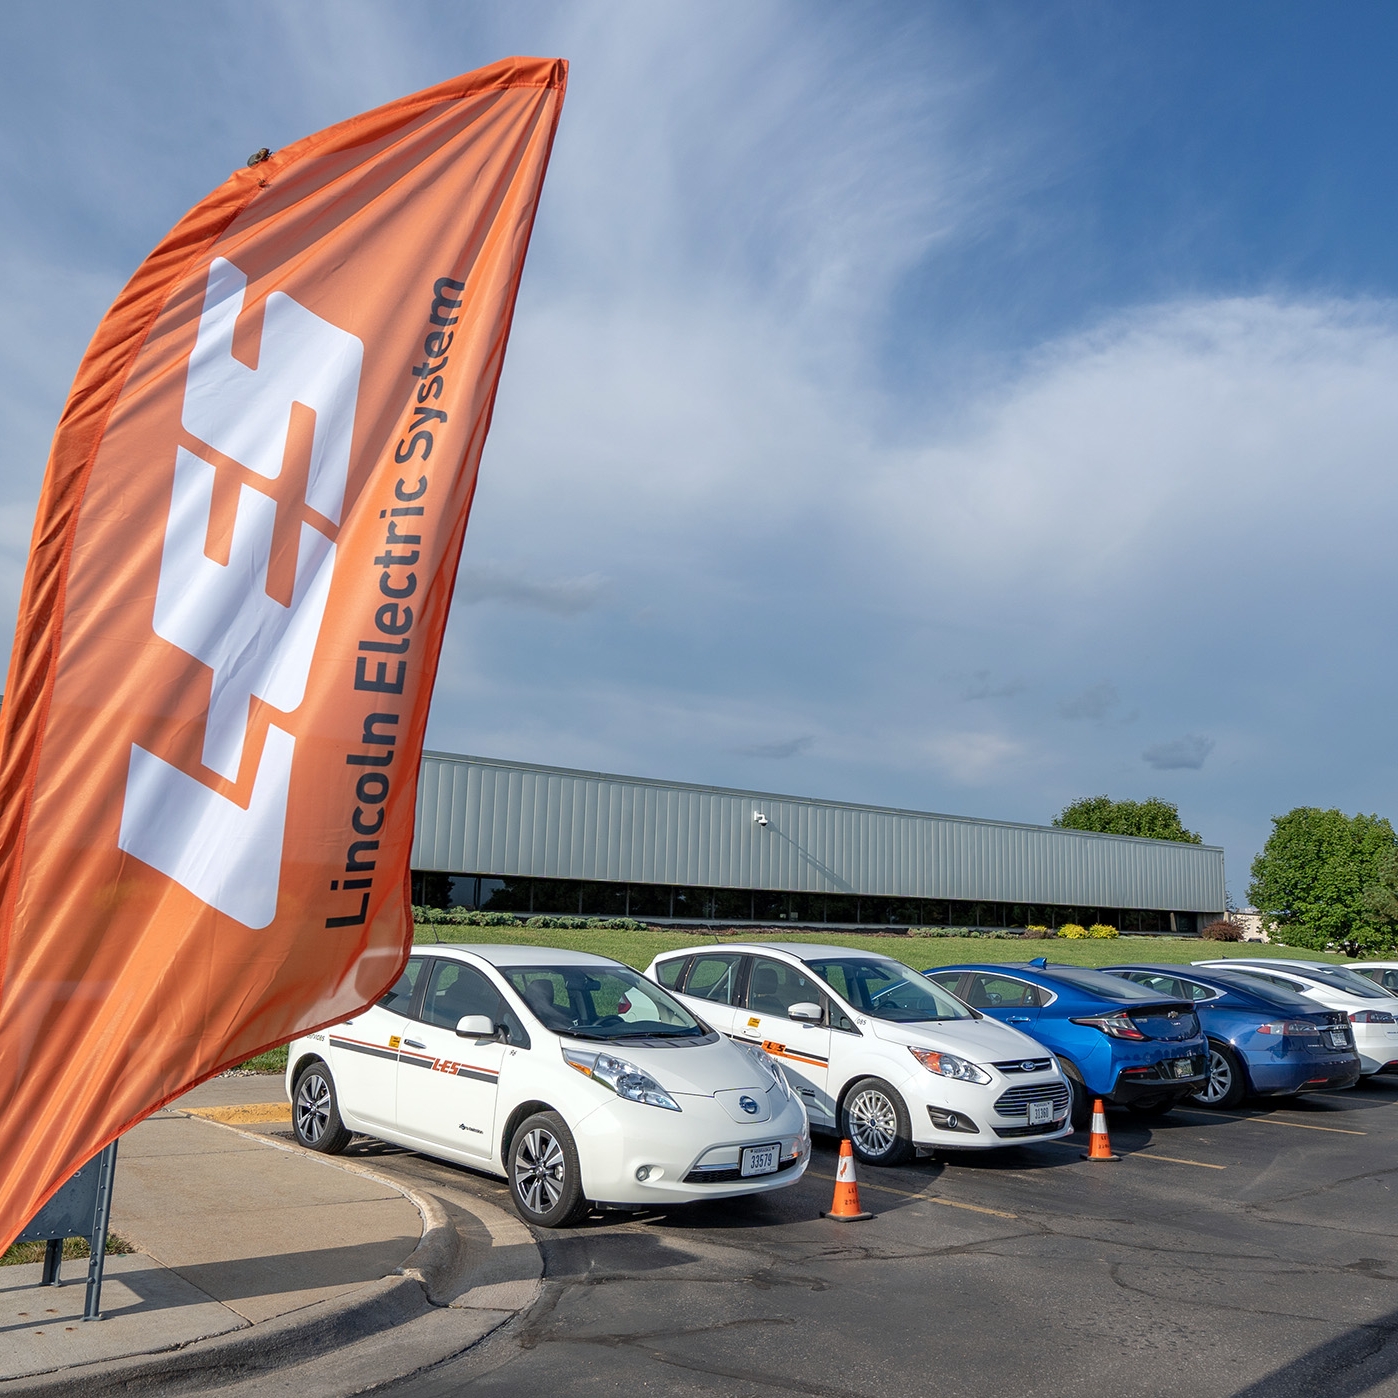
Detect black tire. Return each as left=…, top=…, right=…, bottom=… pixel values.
left=1062, top=1063, right=1092, bottom=1130
left=508, top=1111, right=589, bottom=1228
left=1194, top=1041, right=1247, bottom=1110
left=292, top=1061, right=352, bottom=1154
left=840, top=1077, right=914, bottom=1166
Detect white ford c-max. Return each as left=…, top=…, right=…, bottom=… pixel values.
left=646, top=943, right=1073, bottom=1165
left=284, top=945, right=810, bottom=1226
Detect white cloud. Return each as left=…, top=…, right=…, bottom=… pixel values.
left=921, top=731, right=1028, bottom=786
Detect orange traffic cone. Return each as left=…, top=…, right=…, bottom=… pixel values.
left=823, top=1139, right=874, bottom=1221
left=1080, top=1098, right=1120, bottom=1162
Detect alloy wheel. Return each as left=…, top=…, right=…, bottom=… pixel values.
left=847, top=1088, right=897, bottom=1158
left=295, top=1072, right=331, bottom=1144
left=514, top=1127, right=566, bottom=1214
left=1200, top=1048, right=1233, bottom=1106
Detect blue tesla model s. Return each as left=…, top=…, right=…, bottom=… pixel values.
left=1099, top=963, right=1361, bottom=1108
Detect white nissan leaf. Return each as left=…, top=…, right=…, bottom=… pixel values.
left=646, top=942, right=1073, bottom=1165
left=284, top=945, right=810, bottom=1226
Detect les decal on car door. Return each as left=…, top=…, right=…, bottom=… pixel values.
left=737, top=957, right=834, bottom=1123
left=394, top=959, right=523, bottom=1161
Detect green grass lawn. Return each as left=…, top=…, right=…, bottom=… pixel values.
left=411, top=923, right=1351, bottom=972
left=237, top=926, right=1346, bottom=1071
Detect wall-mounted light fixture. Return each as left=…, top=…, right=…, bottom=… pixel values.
left=753, top=812, right=769, bottom=826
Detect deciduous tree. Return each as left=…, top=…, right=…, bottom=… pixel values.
left=1248, top=808, right=1397, bottom=951
left=1053, top=795, right=1202, bottom=844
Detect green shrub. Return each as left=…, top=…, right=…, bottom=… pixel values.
left=1058, top=923, right=1089, bottom=939
left=411, top=907, right=649, bottom=933
left=908, top=927, right=1018, bottom=940
left=1087, top=923, right=1120, bottom=939
left=1022, top=925, right=1053, bottom=939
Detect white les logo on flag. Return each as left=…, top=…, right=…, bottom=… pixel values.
left=118, top=258, right=363, bottom=928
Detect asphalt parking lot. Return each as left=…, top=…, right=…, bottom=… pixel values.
left=340, top=1078, right=1398, bottom=1398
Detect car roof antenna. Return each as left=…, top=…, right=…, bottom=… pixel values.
left=1029, top=957, right=1048, bottom=968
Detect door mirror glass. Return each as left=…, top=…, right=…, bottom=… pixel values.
left=787, top=1001, right=822, bottom=1023
left=455, top=1013, right=496, bottom=1038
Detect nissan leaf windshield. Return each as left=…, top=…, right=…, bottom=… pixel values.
left=501, top=964, right=707, bottom=1039
left=805, top=957, right=974, bottom=1023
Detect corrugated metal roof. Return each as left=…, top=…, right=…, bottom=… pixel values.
left=412, top=753, right=1226, bottom=913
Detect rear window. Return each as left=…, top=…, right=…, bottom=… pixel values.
left=1302, top=966, right=1398, bottom=999
left=1228, top=969, right=1308, bottom=993
left=1187, top=971, right=1319, bottom=1012
left=1118, top=972, right=1192, bottom=1001
left=653, top=957, right=685, bottom=989
left=1039, top=966, right=1176, bottom=1001
left=378, top=956, right=423, bottom=1014
left=685, top=954, right=745, bottom=1005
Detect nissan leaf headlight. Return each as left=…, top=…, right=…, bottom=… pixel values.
left=738, top=1040, right=792, bottom=1098
left=563, top=1048, right=681, bottom=1111
left=909, top=1047, right=992, bottom=1084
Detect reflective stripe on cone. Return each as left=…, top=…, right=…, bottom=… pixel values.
left=823, top=1138, right=873, bottom=1221
left=1081, top=1098, right=1120, bottom=1162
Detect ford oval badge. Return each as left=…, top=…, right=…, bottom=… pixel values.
left=1021, top=1061, right=1037, bottom=1073
left=739, top=1095, right=760, bottom=1115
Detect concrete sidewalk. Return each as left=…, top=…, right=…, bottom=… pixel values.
left=0, top=1075, right=539, bottom=1395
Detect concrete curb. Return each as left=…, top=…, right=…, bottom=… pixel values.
left=0, top=1119, right=541, bottom=1397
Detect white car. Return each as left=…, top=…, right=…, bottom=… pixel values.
left=284, top=945, right=810, bottom=1227
left=1195, top=958, right=1398, bottom=1076
left=644, top=942, right=1073, bottom=1165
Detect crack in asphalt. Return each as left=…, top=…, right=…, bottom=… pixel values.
left=512, top=1290, right=865, bottom=1398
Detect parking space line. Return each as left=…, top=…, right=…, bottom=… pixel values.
left=1118, top=1106, right=1366, bottom=1136
left=1249, top=1116, right=1366, bottom=1136
left=808, top=1171, right=1017, bottom=1218
left=1129, top=1152, right=1225, bottom=1170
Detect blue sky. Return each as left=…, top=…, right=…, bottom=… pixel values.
left=3, top=2, right=1398, bottom=902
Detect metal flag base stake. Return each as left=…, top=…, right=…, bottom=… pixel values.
left=15, top=1139, right=119, bottom=1320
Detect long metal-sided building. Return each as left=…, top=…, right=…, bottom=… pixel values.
left=409, top=752, right=1225, bottom=933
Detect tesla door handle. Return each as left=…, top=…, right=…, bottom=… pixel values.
left=1006, top=1016, right=1031, bottom=1023
left=403, top=1039, right=427, bottom=1050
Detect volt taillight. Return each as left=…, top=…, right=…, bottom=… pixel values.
left=1070, top=1012, right=1146, bottom=1040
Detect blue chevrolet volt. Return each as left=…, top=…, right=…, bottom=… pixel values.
left=1100, top=963, right=1361, bottom=1108
left=925, top=960, right=1208, bottom=1125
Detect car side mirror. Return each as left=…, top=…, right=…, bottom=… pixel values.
left=455, top=1014, right=496, bottom=1038
left=787, top=1002, right=822, bottom=1023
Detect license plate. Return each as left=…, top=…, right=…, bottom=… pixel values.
left=1326, top=1030, right=1348, bottom=1048
left=1172, top=1057, right=1194, bottom=1079
left=740, top=1144, right=780, bottom=1177
left=1028, top=1100, right=1052, bottom=1126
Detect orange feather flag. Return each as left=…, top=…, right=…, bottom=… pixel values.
left=0, top=57, right=566, bottom=1248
